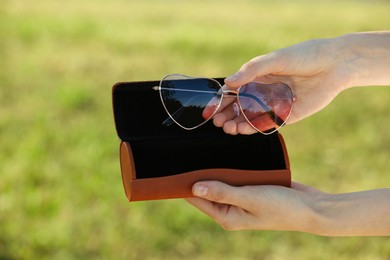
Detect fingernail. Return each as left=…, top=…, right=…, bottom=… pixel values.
left=225, top=73, right=239, bottom=82
left=193, top=184, right=208, bottom=197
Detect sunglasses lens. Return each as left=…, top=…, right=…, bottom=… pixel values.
left=160, top=75, right=221, bottom=129
left=238, top=82, right=293, bottom=133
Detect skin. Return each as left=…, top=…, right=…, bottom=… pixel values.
left=186, top=31, right=390, bottom=236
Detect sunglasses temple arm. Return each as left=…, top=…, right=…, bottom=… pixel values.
left=239, top=93, right=284, bottom=126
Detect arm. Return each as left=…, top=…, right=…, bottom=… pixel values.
left=341, top=31, right=390, bottom=87
left=214, top=31, right=390, bottom=135
left=187, top=181, right=390, bottom=236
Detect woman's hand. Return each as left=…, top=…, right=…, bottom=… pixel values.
left=186, top=181, right=390, bottom=236
left=214, top=32, right=390, bottom=135
left=187, top=181, right=326, bottom=234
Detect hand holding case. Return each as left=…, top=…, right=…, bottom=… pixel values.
left=113, top=78, right=291, bottom=201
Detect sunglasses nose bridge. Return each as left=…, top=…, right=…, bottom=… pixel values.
left=221, top=89, right=239, bottom=96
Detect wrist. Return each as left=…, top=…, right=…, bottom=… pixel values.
left=303, top=189, right=390, bottom=236
left=335, top=32, right=390, bottom=88
left=298, top=191, right=335, bottom=236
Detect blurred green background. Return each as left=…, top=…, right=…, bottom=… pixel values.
left=1, top=0, right=389, bottom=259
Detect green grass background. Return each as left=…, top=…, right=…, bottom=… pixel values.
left=1, top=0, right=389, bottom=259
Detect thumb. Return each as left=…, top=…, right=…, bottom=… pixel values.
left=192, top=181, right=251, bottom=208
left=225, top=54, right=280, bottom=88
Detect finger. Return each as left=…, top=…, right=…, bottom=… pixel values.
left=221, top=115, right=258, bottom=135
left=213, top=99, right=242, bottom=128
left=202, top=96, right=221, bottom=119
left=223, top=115, right=251, bottom=135
left=236, top=121, right=258, bottom=135
left=213, top=93, right=243, bottom=128
left=188, top=183, right=256, bottom=230
left=186, top=197, right=229, bottom=220
left=192, top=181, right=253, bottom=209
left=186, top=197, right=215, bottom=215
left=203, top=92, right=236, bottom=121
left=222, top=120, right=238, bottom=135
left=223, top=115, right=273, bottom=135
left=213, top=110, right=236, bottom=128
left=247, top=113, right=278, bottom=133
left=215, top=85, right=237, bottom=113
left=225, top=54, right=281, bottom=88
left=215, top=95, right=237, bottom=116
left=185, top=197, right=250, bottom=231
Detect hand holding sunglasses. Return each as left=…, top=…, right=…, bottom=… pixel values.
left=154, top=74, right=296, bottom=135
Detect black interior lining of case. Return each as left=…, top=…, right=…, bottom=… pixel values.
left=130, top=134, right=286, bottom=178
left=113, top=80, right=287, bottom=179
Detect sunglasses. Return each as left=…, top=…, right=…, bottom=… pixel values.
left=153, top=74, right=296, bottom=135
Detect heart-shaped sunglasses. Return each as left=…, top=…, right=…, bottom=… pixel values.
left=153, top=74, right=296, bottom=134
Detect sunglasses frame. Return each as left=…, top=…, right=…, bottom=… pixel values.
left=154, top=74, right=296, bottom=135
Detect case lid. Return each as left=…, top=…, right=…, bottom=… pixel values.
left=113, top=79, right=229, bottom=141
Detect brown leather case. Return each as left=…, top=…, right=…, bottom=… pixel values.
left=113, top=78, right=291, bottom=201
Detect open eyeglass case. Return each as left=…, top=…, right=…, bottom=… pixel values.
left=112, top=78, right=292, bottom=201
